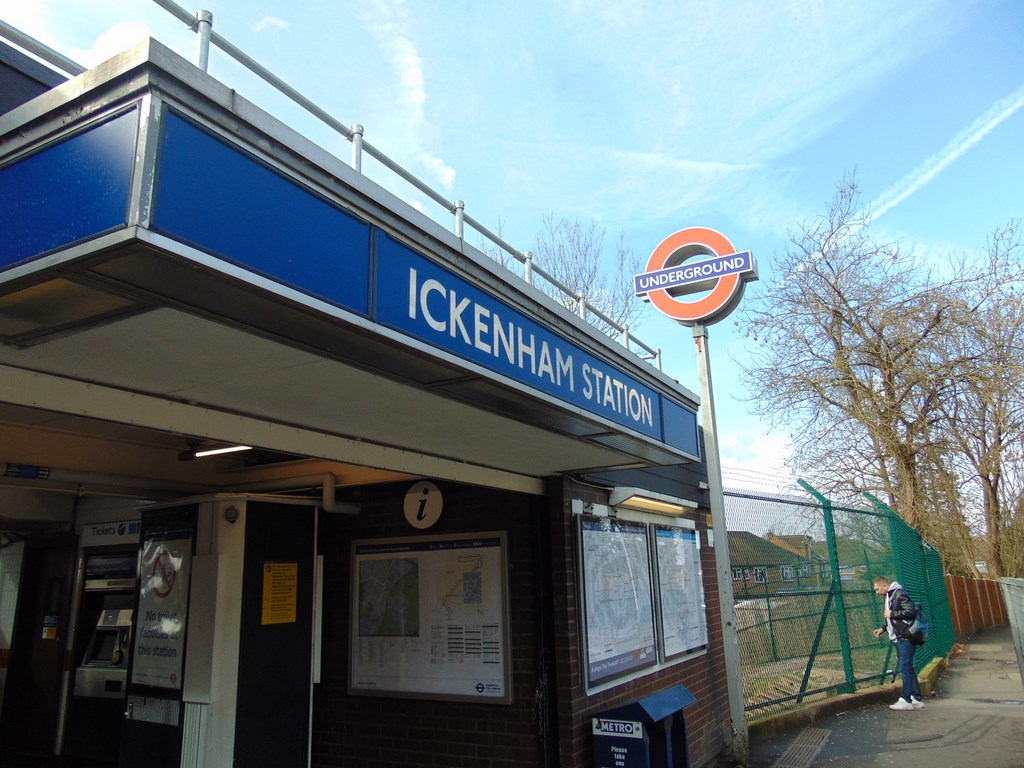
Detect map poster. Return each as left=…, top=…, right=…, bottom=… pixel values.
left=349, top=532, right=510, bottom=703
left=654, top=526, right=708, bottom=658
left=578, top=517, right=657, bottom=686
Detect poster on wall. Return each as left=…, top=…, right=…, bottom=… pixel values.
left=349, top=532, right=511, bottom=703
left=132, top=535, right=192, bottom=689
left=262, top=561, right=298, bottom=625
left=578, top=516, right=657, bottom=686
left=654, top=525, right=708, bottom=658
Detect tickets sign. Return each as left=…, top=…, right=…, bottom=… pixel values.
left=634, top=227, right=757, bottom=325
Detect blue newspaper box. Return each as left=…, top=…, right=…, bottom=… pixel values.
left=592, top=684, right=697, bottom=768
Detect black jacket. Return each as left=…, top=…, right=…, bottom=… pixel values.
left=880, top=586, right=918, bottom=641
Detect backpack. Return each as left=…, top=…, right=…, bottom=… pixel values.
left=908, top=605, right=930, bottom=646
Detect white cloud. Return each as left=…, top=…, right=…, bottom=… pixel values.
left=0, top=3, right=54, bottom=43
left=252, top=16, right=290, bottom=35
left=356, top=0, right=456, bottom=193
left=419, top=152, right=456, bottom=192
left=718, top=431, right=798, bottom=495
left=70, top=21, right=151, bottom=67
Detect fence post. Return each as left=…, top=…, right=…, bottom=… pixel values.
left=764, top=579, right=779, bottom=662
left=798, top=587, right=835, bottom=703
left=946, top=575, right=960, bottom=637
left=799, top=480, right=856, bottom=693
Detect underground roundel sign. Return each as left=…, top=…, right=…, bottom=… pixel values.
left=634, top=227, right=757, bottom=326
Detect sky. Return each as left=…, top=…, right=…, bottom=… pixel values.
left=3, top=0, right=1023, bottom=507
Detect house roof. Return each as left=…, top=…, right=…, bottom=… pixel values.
left=728, top=531, right=807, bottom=567
left=767, top=533, right=813, bottom=555
left=811, top=537, right=887, bottom=566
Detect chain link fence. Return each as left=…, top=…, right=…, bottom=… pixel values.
left=725, top=482, right=955, bottom=721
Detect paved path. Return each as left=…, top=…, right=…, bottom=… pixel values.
left=746, top=625, right=1024, bottom=768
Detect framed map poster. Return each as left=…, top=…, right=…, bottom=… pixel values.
left=349, top=532, right=511, bottom=703
left=653, top=524, right=708, bottom=658
left=577, top=516, right=657, bottom=686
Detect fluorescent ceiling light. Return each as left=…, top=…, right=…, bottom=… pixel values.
left=194, top=444, right=253, bottom=458
left=608, top=487, right=698, bottom=516
left=179, top=443, right=254, bottom=460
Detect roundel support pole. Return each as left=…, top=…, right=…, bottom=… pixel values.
left=693, top=322, right=748, bottom=761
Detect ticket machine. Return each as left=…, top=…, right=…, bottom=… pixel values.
left=63, top=551, right=138, bottom=762
left=74, top=607, right=134, bottom=697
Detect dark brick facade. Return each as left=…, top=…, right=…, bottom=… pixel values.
left=312, top=481, right=553, bottom=767
left=311, top=477, right=732, bottom=767
left=547, top=478, right=733, bottom=768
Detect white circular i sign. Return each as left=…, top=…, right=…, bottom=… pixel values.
left=404, top=481, right=443, bottom=529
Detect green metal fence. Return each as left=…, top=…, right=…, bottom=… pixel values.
left=726, top=482, right=956, bottom=721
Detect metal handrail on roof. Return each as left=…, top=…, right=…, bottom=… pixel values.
left=2, top=4, right=663, bottom=371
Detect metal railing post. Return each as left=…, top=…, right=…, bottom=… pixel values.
left=523, top=252, right=533, bottom=285
left=351, top=124, right=364, bottom=173
left=577, top=293, right=587, bottom=320
left=194, top=9, right=213, bottom=71
left=454, top=200, right=465, bottom=239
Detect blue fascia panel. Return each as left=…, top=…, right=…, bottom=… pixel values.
left=142, top=108, right=697, bottom=457
left=151, top=110, right=371, bottom=315
left=376, top=231, right=697, bottom=448
left=0, top=107, right=137, bottom=270
left=662, top=398, right=700, bottom=460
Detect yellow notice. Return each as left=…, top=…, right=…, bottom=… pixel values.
left=261, top=561, right=298, bottom=625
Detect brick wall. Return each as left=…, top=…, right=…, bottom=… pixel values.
left=548, top=478, right=732, bottom=768
left=309, top=476, right=733, bottom=767
left=312, top=480, right=550, bottom=767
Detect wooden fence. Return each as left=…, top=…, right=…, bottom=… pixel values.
left=945, top=574, right=1008, bottom=637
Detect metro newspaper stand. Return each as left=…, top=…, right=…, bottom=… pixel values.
left=592, top=684, right=697, bottom=768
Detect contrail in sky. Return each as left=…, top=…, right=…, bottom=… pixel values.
left=868, top=83, right=1024, bottom=222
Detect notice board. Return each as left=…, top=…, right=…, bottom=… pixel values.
left=349, top=532, right=511, bottom=703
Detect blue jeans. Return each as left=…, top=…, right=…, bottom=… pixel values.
left=896, top=638, right=922, bottom=701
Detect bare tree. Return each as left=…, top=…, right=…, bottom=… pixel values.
left=530, top=214, right=646, bottom=336
left=736, top=177, right=1024, bottom=575
left=936, top=222, right=1024, bottom=577
left=476, top=214, right=647, bottom=340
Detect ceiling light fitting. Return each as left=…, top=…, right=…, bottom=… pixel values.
left=608, top=487, right=698, bottom=517
left=178, top=443, right=253, bottom=461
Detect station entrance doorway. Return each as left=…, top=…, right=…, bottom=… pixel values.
left=0, top=535, right=76, bottom=758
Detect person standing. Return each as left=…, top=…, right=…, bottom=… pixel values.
left=872, top=576, right=925, bottom=710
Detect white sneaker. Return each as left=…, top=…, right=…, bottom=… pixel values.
left=890, top=698, right=915, bottom=711
left=912, top=697, right=925, bottom=709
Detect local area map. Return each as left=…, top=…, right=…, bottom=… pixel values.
left=655, top=527, right=707, bottom=657
left=350, top=535, right=507, bottom=700
left=581, top=518, right=656, bottom=684
left=358, top=557, right=420, bottom=637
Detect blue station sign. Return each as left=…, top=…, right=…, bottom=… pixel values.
left=0, top=99, right=700, bottom=461
left=377, top=234, right=689, bottom=445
